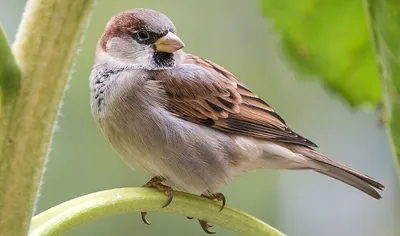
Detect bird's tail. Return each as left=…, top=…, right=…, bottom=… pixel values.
left=292, top=146, right=384, bottom=199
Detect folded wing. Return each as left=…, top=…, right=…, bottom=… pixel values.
left=152, top=54, right=317, bottom=147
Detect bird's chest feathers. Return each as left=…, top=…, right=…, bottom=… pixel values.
left=90, top=67, right=125, bottom=116
left=91, top=68, right=168, bottom=156
left=98, top=89, right=171, bottom=176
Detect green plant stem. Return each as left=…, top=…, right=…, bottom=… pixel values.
left=363, top=0, right=400, bottom=176
left=29, top=188, right=284, bottom=236
left=0, top=1, right=95, bottom=235
left=0, top=27, right=21, bottom=156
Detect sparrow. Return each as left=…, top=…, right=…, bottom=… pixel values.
left=90, top=8, right=384, bottom=234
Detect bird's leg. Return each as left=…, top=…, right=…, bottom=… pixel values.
left=140, top=176, right=174, bottom=225
left=188, top=191, right=227, bottom=234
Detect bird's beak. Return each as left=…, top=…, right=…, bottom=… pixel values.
left=154, top=32, right=185, bottom=53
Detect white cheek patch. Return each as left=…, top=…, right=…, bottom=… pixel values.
left=107, top=37, right=154, bottom=68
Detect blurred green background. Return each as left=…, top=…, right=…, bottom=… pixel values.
left=1, top=0, right=400, bottom=235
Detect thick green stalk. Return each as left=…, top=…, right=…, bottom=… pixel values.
left=29, top=188, right=284, bottom=236
left=0, top=1, right=95, bottom=235
left=0, top=27, right=21, bottom=155
left=363, top=0, right=400, bottom=175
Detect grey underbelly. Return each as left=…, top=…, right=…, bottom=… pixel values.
left=101, top=111, right=238, bottom=193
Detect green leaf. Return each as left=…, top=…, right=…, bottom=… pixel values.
left=0, top=26, right=21, bottom=113
left=261, top=0, right=381, bottom=106
left=364, top=0, right=400, bottom=174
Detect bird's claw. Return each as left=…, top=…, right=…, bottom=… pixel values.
left=201, top=192, right=226, bottom=212
left=199, top=220, right=216, bottom=234
left=188, top=218, right=216, bottom=234
left=141, top=212, right=150, bottom=225
left=187, top=192, right=226, bottom=234
left=162, top=187, right=174, bottom=208
left=140, top=176, right=174, bottom=226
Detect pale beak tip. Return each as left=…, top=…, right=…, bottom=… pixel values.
left=155, top=32, right=185, bottom=53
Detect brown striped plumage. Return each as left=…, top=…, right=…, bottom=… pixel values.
left=155, top=54, right=317, bottom=147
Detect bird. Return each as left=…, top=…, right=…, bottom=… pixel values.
left=90, top=8, right=384, bottom=234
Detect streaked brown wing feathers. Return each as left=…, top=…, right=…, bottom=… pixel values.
left=154, top=54, right=317, bottom=147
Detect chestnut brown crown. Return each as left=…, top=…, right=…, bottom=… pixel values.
left=99, top=8, right=177, bottom=51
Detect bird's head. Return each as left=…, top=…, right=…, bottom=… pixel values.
left=97, top=8, right=185, bottom=70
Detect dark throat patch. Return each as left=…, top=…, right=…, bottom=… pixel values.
left=153, top=51, right=175, bottom=68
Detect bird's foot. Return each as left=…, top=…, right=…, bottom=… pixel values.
left=187, top=217, right=215, bottom=234
left=199, top=220, right=215, bottom=234
left=187, top=192, right=226, bottom=234
left=140, top=176, right=174, bottom=225
left=201, top=192, right=226, bottom=212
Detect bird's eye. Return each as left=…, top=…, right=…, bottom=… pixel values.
left=137, top=30, right=150, bottom=41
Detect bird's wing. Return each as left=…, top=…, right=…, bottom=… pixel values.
left=152, top=53, right=317, bottom=147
